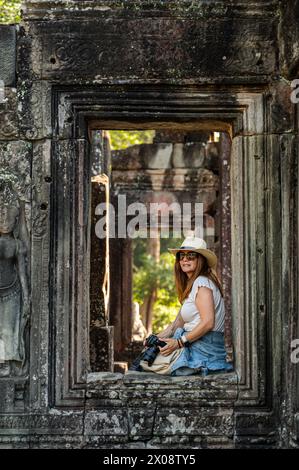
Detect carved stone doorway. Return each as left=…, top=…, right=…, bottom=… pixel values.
left=88, top=128, right=233, bottom=372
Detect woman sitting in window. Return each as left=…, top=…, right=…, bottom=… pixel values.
left=138, top=236, right=234, bottom=376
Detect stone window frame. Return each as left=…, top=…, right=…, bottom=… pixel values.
left=49, top=84, right=269, bottom=408
left=103, top=131, right=232, bottom=363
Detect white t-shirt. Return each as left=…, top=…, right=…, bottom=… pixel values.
left=180, top=275, right=225, bottom=332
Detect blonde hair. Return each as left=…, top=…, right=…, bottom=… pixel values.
left=174, top=253, right=224, bottom=303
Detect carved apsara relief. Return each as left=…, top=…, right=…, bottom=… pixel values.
left=0, top=144, right=31, bottom=377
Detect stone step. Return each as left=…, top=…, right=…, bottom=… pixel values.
left=114, top=362, right=128, bottom=374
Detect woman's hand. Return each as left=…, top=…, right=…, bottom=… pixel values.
left=159, top=338, right=180, bottom=356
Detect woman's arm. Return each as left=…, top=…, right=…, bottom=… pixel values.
left=157, top=310, right=184, bottom=338
left=159, top=286, right=215, bottom=356
left=184, top=286, right=215, bottom=343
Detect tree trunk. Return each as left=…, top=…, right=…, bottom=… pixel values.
left=141, top=233, right=160, bottom=334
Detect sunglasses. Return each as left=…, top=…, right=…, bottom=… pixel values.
left=178, top=252, right=199, bottom=261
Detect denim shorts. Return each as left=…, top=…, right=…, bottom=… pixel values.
left=170, top=327, right=234, bottom=377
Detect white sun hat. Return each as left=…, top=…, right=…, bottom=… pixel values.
left=168, top=236, right=218, bottom=269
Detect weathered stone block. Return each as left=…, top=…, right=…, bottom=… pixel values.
left=84, top=409, right=128, bottom=436
left=267, top=79, right=296, bottom=133
left=87, top=372, right=123, bottom=387
left=0, top=140, right=32, bottom=187
left=128, top=408, right=156, bottom=440
left=24, top=14, right=278, bottom=83
left=29, top=140, right=52, bottom=412
left=18, top=80, right=52, bottom=140
left=279, top=0, right=299, bottom=79
left=0, top=87, right=19, bottom=139
left=0, top=412, right=84, bottom=436
left=295, top=414, right=299, bottom=442
left=142, top=144, right=173, bottom=169
left=0, top=382, right=15, bottom=414
left=90, top=326, right=114, bottom=372
left=90, top=181, right=107, bottom=330
left=154, top=408, right=234, bottom=437
left=0, top=26, right=16, bottom=87
left=235, top=413, right=277, bottom=437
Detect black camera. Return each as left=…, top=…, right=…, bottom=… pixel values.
left=129, top=334, right=167, bottom=371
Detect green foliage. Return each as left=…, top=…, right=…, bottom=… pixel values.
left=109, top=130, right=155, bottom=150
left=0, top=1, right=21, bottom=24
left=133, top=237, right=182, bottom=269
left=133, top=251, right=178, bottom=306
left=133, top=247, right=181, bottom=333
left=152, top=304, right=179, bottom=335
